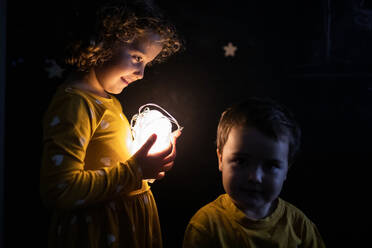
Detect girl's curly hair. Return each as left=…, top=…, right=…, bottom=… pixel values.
left=65, top=1, right=182, bottom=72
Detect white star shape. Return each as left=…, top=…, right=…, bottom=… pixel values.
left=223, top=42, right=237, bottom=57
left=45, top=59, right=65, bottom=78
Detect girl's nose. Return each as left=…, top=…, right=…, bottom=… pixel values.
left=134, top=65, right=145, bottom=80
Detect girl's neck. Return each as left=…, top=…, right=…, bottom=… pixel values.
left=67, top=70, right=110, bottom=99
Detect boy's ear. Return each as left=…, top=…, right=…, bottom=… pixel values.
left=217, top=148, right=223, bottom=171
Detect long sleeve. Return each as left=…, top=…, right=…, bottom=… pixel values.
left=40, top=89, right=142, bottom=211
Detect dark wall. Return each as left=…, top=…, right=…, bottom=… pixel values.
left=4, top=0, right=372, bottom=247
left=0, top=0, right=6, bottom=246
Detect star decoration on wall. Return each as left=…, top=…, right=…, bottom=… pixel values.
left=11, top=57, right=24, bottom=67
left=223, top=42, right=237, bottom=57
left=45, top=59, right=65, bottom=79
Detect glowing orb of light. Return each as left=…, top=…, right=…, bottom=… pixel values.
left=130, top=103, right=182, bottom=155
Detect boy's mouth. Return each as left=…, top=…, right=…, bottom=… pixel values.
left=242, top=188, right=262, bottom=194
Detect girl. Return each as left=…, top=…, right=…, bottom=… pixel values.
left=40, top=1, right=182, bottom=247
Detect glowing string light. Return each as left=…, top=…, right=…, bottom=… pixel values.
left=130, top=103, right=182, bottom=155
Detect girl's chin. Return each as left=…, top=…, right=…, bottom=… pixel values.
left=107, top=86, right=126, bottom=95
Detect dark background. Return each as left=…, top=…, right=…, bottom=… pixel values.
left=3, top=0, right=372, bottom=247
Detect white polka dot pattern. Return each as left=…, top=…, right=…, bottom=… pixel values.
left=70, top=216, right=77, bottom=225
left=50, top=116, right=60, bottom=126
left=57, top=182, right=68, bottom=189
left=143, top=194, right=149, bottom=205
left=85, top=216, right=92, bottom=223
left=116, top=185, right=124, bottom=193
left=89, top=108, right=94, bottom=119
left=100, top=120, right=109, bottom=129
left=107, top=234, right=116, bottom=245
left=79, top=137, right=86, bottom=147
left=109, top=202, right=116, bottom=211
left=75, top=199, right=85, bottom=206
left=52, top=155, right=63, bottom=166
left=100, top=157, right=111, bottom=166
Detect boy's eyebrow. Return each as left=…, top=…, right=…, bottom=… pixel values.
left=266, top=158, right=284, bottom=164
left=232, top=153, right=284, bottom=163
left=232, top=152, right=252, bottom=157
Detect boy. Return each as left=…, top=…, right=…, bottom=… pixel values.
left=183, top=97, right=326, bottom=247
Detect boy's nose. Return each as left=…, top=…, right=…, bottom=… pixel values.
left=247, top=166, right=263, bottom=183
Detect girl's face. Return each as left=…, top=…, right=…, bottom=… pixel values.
left=94, top=32, right=163, bottom=95
left=217, top=126, right=289, bottom=219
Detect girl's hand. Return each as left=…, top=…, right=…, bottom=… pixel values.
left=132, top=131, right=181, bottom=180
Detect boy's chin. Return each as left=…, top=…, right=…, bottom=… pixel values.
left=233, top=193, right=266, bottom=209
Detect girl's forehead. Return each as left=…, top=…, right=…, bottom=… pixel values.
left=129, top=33, right=163, bottom=59
left=131, top=32, right=162, bottom=49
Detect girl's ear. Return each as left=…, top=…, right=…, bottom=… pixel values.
left=217, top=148, right=223, bottom=171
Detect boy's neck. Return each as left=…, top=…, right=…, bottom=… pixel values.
left=237, top=198, right=278, bottom=220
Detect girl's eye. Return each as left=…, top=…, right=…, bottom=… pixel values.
left=132, top=55, right=143, bottom=63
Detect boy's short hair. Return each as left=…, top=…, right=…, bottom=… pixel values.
left=217, top=97, right=301, bottom=166
left=65, top=0, right=182, bottom=72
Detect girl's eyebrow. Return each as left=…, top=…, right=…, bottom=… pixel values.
left=129, top=47, right=145, bottom=55
left=129, top=48, right=148, bottom=60
left=129, top=42, right=146, bottom=55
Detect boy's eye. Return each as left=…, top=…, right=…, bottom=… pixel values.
left=232, top=157, right=245, bottom=164
left=264, top=162, right=280, bottom=170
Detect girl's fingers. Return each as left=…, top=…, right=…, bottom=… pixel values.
left=161, top=161, right=174, bottom=172
left=155, top=171, right=165, bottom=180
left=150, top=142, right=173, bottom=158
left=136, top=134, right=157, bottom=156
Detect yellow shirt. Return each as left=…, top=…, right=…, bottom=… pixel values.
left=183, top=194, right=326, bottom=248
left=40, top=84, right=161, bottom=248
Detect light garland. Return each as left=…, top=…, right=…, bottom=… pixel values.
left=130, top=103, right=182, bottom=155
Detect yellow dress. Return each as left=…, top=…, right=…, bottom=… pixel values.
left=40, top=84, right=162, bottom=248
left=183, top=194, right=326, bottom=248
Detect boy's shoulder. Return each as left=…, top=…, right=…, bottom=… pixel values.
left=191, top=195, right=315, bottom=227
left=280, top=198, right=314, bottom=223
left=194, top=194, right=229, bottom=213
left=188, top=194, right=233, bottom=225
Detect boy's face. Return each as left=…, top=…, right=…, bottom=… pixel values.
left=217, top=126, right=289, bottom=215
left=94, top=32, right=163, bottom=94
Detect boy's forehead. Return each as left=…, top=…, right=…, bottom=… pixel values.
left=225, top=126, right=289, bottom=162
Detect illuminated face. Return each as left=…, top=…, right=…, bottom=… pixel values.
left=94, top=32, right=163, bottom=94
left=217, top=126, right=289, bottom=216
